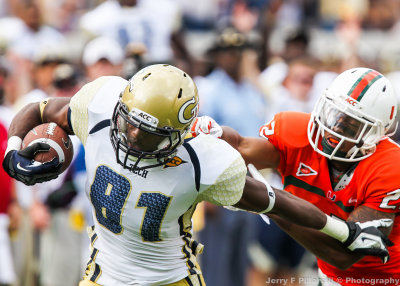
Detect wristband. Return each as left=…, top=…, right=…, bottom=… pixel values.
left=320, top=215, right=349, bottom=242
left=4, top=136, right=22, bottom=157
left=248, top=164, right=276, bottom=213
left=259, top=182, right=275, bottom=213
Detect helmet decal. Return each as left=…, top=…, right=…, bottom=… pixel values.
left=390, top=106, right=395, bottom=120
left=130, top=108, right=159, bottom=127
left=347, top=69, right=383, bottom=101
left=178, top=96, right=198, bottom=124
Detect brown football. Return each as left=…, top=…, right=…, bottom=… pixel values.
left=22, top=123, right=74, bottom=174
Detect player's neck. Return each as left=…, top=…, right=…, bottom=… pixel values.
left=328, top=160, right=357, bottom=190
left=329, top=160, right=355, bottom=173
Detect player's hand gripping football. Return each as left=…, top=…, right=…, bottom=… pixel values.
left=3, top=143, right=61, bottom=185
left=344, top=219, right=394, bottom=263
left=190, top=116, right=223, bottom=138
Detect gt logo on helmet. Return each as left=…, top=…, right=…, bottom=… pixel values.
left=178, top=96, right=198, bottom=124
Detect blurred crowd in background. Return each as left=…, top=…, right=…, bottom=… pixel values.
left=1, top=0, right=400, bottom=286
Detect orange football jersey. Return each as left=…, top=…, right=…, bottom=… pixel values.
left=260, top=111, right=400, bottom=286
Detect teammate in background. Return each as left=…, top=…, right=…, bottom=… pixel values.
left=2, top=65, right=393, bottom=285
left=192, top=67, right=400, bottom=286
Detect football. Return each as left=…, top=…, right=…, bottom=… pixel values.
left=22, top=122, right=74, bottom=174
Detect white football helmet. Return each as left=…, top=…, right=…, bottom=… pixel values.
left=308, top=67, right=397, bottom=162
left=110, top=64, right=199, bottom=170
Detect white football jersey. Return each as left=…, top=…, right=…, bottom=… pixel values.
left=69, top=76, right=247, bottom=285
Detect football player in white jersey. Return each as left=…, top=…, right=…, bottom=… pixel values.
left=3, top=64, right=393, bottom=286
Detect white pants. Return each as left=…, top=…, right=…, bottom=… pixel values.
left=0, top=214, right=16, bottom=284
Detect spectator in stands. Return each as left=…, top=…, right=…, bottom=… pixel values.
left=82, top=36, right=124, bottom=81
left=195, top=27, right=267, bottom=286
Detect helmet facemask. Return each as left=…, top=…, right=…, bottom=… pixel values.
left=308, top=92, right=383, bottom=162
left=109, top=64, right=199, bottom=172
left=110, top=99, right=183, bottom=171
left=308, top=68, right=398, bottom=162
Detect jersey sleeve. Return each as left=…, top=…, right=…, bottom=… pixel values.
left=69, top=76, right=126, bottom=145
left=361, top=146, right=400, bottom=213
left=258, top=112, right=310, bottom=175
left=69, top=77, right=110, bottom=145
left=364, top=185, right=400, bottom=214
left=259, top=113, right=288, bottom=174
left=189, top=134, right=247, bottom=206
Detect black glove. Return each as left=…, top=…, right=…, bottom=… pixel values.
left=344, top=219, right=394, bottom=263
left=3, top=143, right=61, bottom=186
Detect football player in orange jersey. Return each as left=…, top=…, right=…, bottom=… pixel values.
left=192, top=67, right=400, bottom=286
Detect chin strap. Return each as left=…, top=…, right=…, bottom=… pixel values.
left=321, top=137, right=348, bottom=158
left=385, top=121, right=398, bottom=137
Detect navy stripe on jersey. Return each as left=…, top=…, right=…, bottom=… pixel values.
left=185, top=277, right=194, bottom=286
left=89, top=119, right=111, bottom=135
left=90, top=263, right=101, bottom=282
left=90, top=232, right=98, bottom=245
left=182, top=142, right=201, bottom=191
left=67, top=108, right=73, bottom=132
left=83, top=247, right=102, bottom=282
left=182, top=236, right=196, bottom=272
left=90, top=247, right=98, bottom=261
left=197, top=275, right=204, bottom=286
left=185, top=274, right=204, bottom=286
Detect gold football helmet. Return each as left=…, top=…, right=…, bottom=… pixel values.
left=110, top=64, right=199, bottom=170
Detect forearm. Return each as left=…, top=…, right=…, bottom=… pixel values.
left=271, top=189, right=327, bottom=229
left=270, top=214, right=362, bottom=269
left=221, top=126, right=280, bottom=169
left=8, top=102, right=42, bottom=139
left=238, top=178, right=344, bottom=235
left=238, top=176, right=341, bottom=231
left=221, top=126, right=242, bottom=149
left=271, top=190, right=364, bottom=245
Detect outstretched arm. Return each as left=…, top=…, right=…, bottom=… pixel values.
left=233, top=167, right=393, bottom=266
left=270, top=205, right=395, bottom=270
left=235, top=175, right=327, bottom=229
